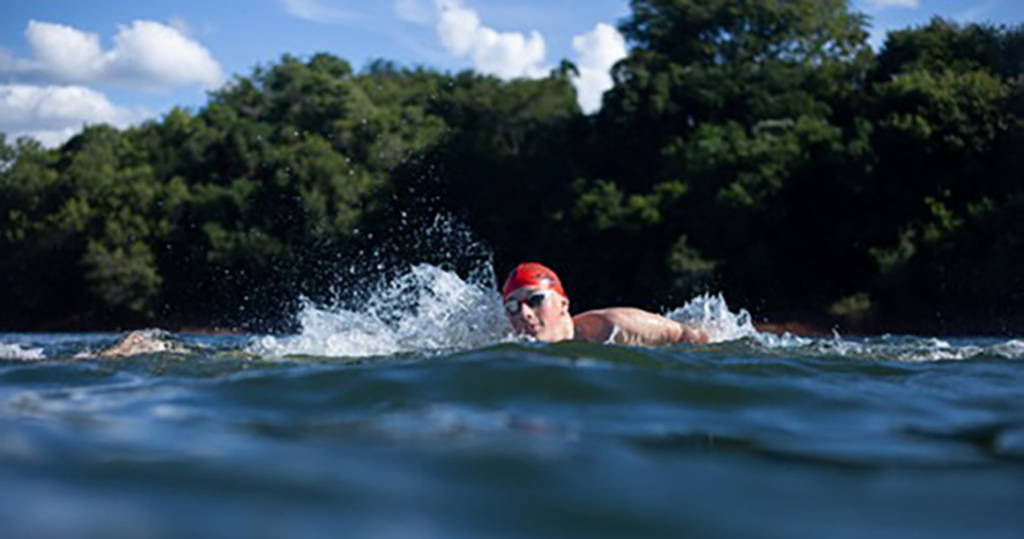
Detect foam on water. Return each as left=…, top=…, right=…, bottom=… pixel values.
left=253, top=274, right=767, bottom=358
left=870, top=337, right=1024, bottom=362
left=757, top=333, right=1024, bottom=362
left=663, top=296, right=1024, bottom=361
left=251, top=264, right=512, bottom=358
left=0, top=342, right=45, bottom=361
left=988, top=339, right=1024, bottom=359
left=243, top=260, right=1022, bottom=361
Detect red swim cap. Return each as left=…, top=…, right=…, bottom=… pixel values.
left=502, top=262, right=567, bottom=300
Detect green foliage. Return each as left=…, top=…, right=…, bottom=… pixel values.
left=828, top=292, right=874, bottom=327
left=83, top=240, right=162, bottom=316
left=875, top=68, right=1010, bottom=158
left=599, top=0, right=871, bottom=184
left=876, top=18, right=1024, bottom=80
left=571, top=179, right=685, bottom=231
left=0, top=9, right=1021, bottom=332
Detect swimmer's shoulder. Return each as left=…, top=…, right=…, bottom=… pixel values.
left=572, top=308, right=643, bottom=344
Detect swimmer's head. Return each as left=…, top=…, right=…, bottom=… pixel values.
left=501, top=262, right=567, bottom=301
left=501, top=262, right=572, bottom=342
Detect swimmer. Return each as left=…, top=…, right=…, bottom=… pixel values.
left=502, top=262, right=709, bottom=346
left=100, top=329, right=190, bottom=357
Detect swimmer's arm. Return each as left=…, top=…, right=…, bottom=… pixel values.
left=675, top=322, right=709, bottom=345
left=628, top=309, right=708, bottom=345
left=574, top=308, right=708, bottom=346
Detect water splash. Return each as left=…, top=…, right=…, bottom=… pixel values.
left=254, top=279, right=763, bottom=357
left=988, top=339, right=1024, bottom=359
left=808, top=335, right=1024, bottom=362
left=0, top=342, right=45, bottom=361
left=662, top=295, right=1024, bottom=361
left=251, top=264, right=512, bottom=358
left=664, top=293, right=759, bottom=344
left=239, top=258, right=1024, bottom=362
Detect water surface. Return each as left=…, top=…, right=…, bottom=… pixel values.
left=1, top=267, right=1022, bottom=539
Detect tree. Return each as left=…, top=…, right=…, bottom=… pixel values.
left=573, top=0, right=876, bottom=310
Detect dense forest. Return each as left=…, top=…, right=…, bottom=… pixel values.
left=2, top=0, right=1023, bottom=334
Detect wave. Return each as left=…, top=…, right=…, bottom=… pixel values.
left=0, top=342, right=46, bottom=360
left=802, top=335, right=1024, bottom=362
left=664, top=293, right=759, bottom=343
left=249, top=266, right=763, bottom=358
left=250, top=264, right=513, bottom=358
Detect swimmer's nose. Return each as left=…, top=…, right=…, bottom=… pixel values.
left=519, top=303, right=538, bottom=320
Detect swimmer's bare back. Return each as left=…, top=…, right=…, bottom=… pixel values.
left=100, top=330, right=190, bottom=357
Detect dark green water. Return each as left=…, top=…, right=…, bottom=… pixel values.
left=1, top=332, right=1023, bottom=539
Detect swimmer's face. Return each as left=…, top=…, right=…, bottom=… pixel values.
left=504, top=285, right=570, bottom=342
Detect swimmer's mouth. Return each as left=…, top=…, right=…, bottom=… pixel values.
left=517, top=324, right=539, bottom=336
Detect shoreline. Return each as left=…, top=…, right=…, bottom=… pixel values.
left=753, top=321, right=834, bottom=337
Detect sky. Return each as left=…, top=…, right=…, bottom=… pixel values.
left=1, top=0, right=1022, bottom=147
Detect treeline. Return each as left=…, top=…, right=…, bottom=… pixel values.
left=2, top=0, right=1022, bottom=333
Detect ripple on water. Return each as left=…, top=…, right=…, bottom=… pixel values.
left=1, top=323, right=1024, bottom=539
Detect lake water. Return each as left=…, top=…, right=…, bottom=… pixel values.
left=1, top=265, right=1022, bottom=539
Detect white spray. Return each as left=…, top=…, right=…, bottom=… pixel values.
left=251, top=264, right=512, bottom=358
left=665, top=293, right=760, bottom=344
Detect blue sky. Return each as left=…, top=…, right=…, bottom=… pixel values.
left=1, top=0, right=1021, bottom=146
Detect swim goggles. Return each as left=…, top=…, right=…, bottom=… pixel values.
left=503, top=289, right=557, bottom=316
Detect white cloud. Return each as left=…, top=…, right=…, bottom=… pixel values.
left=864, top=0, right=919, bottom=9
left=570, top=23, right=627, bottom=114
left=435, top=0, right=548, bottom=79
left=2, top=20, right=223, bottom=91
left=0, top=84, right=149, bottom=147
left=105, top=21, right=223, bottom=89
left=23, top=19, right=104, bottom=81
left=422, top=1, right=628, bottom=110
left=282, top=0, right=359, bottom=24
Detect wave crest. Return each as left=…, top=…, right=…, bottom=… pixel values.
left=250, top=264, right=512, bottom=358
left=0, top=342, right=46, bottom=360
left=664, top=293, right=758, bottom=344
